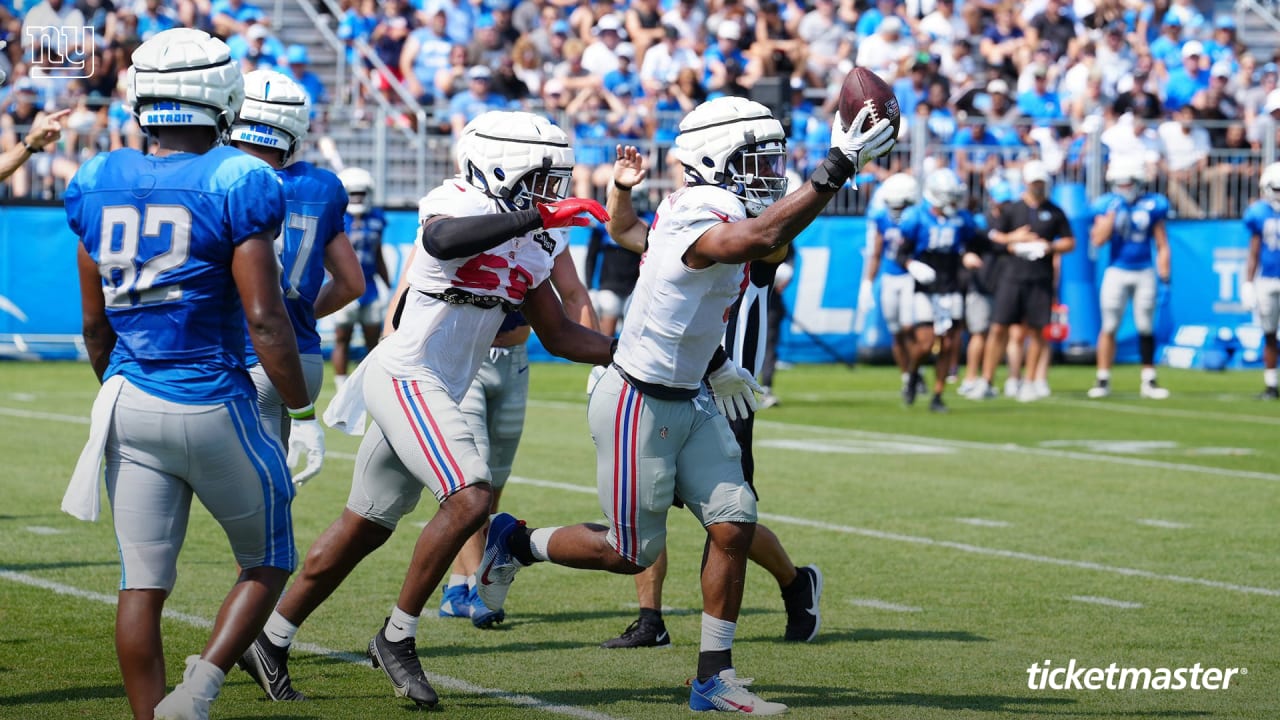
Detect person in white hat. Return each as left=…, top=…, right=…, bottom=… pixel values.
left=704, top=20, right=752, bottom=91
left=582, top=13, right=626, bottom=76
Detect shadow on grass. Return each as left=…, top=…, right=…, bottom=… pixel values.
left=0, top=684, right=124, bottom=705
left=509, top=606, right=771, bottom=625
left=0, top=560, right=118, bottom=573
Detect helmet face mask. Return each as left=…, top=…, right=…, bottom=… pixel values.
left=512, top=166, right=572, bottom=209
left=1106, top=160, right=1146, bottom=203
left=924, top=170, right=965, bottom=217
left=456, top=111, right=575, bottom=212
left=727, top=140, right=787, bottom=217
left=339, top=167, right=375, bottom=214
left=1262, top=162, right=1280, bottom=210
left=880, top=173, right=920, bottom=222
left=1113, top=179, right=1140, bottom=203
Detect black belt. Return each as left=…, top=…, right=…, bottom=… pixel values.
left=615, top=365, right=700, bottom=401
left=421, top=288, right=518, bottom=314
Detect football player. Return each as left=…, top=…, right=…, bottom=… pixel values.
left=1243, top=162, right=1280, bottom=400
left=474, top=97, right=895, bottom=715
left=239, top=111, right=615, bottom=708
left=1087, top=157, right=1172, bottom=399
left=897, top=168, right=985, bottom=413
left=66, top=28, right=318, bottom=720
left=595, top=144, right=823, bottom=652
left=861, top=173, right=923, bottom=396
left=229, top=70, right=365, bottom=477
left=332, top=167, right=391, bottom=390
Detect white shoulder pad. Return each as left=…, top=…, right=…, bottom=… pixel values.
left=418, top=179, right=493, bottom=221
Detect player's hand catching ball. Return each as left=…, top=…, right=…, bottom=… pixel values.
left=537, top=197, right=610, bottom=228
left=831, top=106, right=897, bottom=173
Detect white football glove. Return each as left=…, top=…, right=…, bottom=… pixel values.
left=906, top=260, right=937, bottom=285
left=287, top=418, right=325, bottom=488
left=831, top=106, right=897, bottom=175
left=1241, top=281, right=1257, bottom=311
left=586, top=364, right=608, bottom=396
left=706, top=356, right=763, bottom=422
left=1011, top=241, right=1049, bottom=261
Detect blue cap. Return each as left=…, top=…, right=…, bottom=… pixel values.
left=1215, top=15, right=1236, bottom=30
left=1261, top=63, right=1278, bottom=77
left=552, top=19, right=570, bottom=34
left=1162, top=11, right=1182, bottom=26
left=286, top=44, right=309, bottom=65
left=476, top=13, right=495, bottom=29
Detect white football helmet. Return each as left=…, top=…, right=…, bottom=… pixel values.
left=127, top=28, right=243, bottom=133
left=879, top=173, right=920, bottom=222
left=923, top=168, right=965, bottom=217
left=1106, top=157, right=1147, bottom=202
left=456, top=111, right=575, bottom=211
left=229, top=69, right=311, bottom=163
left=339, top=167, right=376, bottom=214
left=1261, top=162, right=1280, bottom=211
left=673, top=97, right=787, bottom=217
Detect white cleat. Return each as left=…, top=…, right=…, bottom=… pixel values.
left=1087, top=382, right=1110, bottom=399
left=1017, top=382, right=1040, bottom=403
left=689, top=669, right=788, bottom=715
left=1140, top=381, right=1170, bottom=400
left=1004, top=378, right=1021, bottom=398
left=1032, top=380, right=1051, bottom=399
left=154, top=657, right=215, bottom=720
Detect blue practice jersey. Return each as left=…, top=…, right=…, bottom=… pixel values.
left=1091, top=192, right=1168, bottom=271
left=898, top=203, right=980, bottom=294
left=869, top=205, right=909, bottom=277
left=65, top=147, right=286, bottom=404
left=1244, top=200, right=1280, bottom=279
left=245, top=161, right=348, bottom=364
left=345, top=208, right=386, bottom=305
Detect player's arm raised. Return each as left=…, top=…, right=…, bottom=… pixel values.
left=606, top=144, right=650, bottom=254
left=76, top=245, right=116, bottom=382
left=314, top=232, right=365, bottom=318
left=522, top=279, right=615, bottom=365
left=690, top=107, right=895, bottom=266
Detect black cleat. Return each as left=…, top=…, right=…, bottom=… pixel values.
left=238, top=632, right=306, bottom=701
left=1258, top=386, right=1279, bottom=401
left=929, top=394, right=949, bottom=413
left=782, top=565, right=823, bottom=642
left=368, top=619, right=439, bottom=708
left=600, top=615, right=671, bottom=649
left=903, top=372, right=922, bottom=406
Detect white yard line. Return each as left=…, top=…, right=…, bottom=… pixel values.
left=849, top=598, right=923, bottom=612
left=0, top=569, right=626, bottom=720
left=1069, top=595, right=1144, bottom=609
left=24, top=526, right=65, bottom=535
left=1049, top=397, right=1280, bottom=427
left=955, top=518, right=1011, bottom=528
left=1135, top=518, right=1192, bottom=530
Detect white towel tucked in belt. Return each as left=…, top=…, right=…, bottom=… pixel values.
left=324, top=346, right=376, bottom=435
left=63, top=374, right=124, bottom=522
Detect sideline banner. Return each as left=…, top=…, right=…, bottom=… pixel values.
left=0, top=207, right=1255, bottom=365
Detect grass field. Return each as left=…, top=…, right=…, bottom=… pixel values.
left=1, top=361, right=1277, bottom=720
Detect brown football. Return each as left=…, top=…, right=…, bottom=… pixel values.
left=838, top=66, right=901, bottom=136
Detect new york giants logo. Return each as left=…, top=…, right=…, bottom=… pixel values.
left=25, top=25, right=95, bottom=78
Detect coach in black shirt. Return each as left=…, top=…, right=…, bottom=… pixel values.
left=978, top=161, right=1075, bottom=397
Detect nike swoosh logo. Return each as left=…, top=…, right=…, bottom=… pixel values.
left=269, top=631, right=289, bottom=642
left=391, top=622, right=406, bottom=632
left=255, top=647, right=280, bottom=686
left=718, top=697, right=754, bottom=712
left=518, top=366, right=529, bottom=374
left=655, top=631, right=669, bottom=644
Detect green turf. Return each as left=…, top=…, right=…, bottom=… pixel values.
left=0, top=361, right=1276, bottom=719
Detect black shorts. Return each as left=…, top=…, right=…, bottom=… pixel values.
left=992, top=280, right=1053, bottom=329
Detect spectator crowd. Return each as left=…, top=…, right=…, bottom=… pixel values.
left=3, top=0, right=1280, bottom=215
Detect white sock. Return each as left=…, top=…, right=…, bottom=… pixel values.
left=384, top=606, right=419, bottom=642
left=1096, top=369, right=1110, bottom=382
left=466, top=574, right=477, bottom=590
left=447, top=573, right=468, bottom=588
left=1141, top=367, right=1157, bottom=383
left=334, top=374, right=347, bottom=389
left=1266, top=368, right=1278, bottom=388
left=901, top=372, right=910, bottom=383
left=699, top=612, right=737, bottom=653
left=529, top=527, right=559, bottom=562
left=263, top=611, right=299, bottom=648
left=181, top=656, right=226, bottom=701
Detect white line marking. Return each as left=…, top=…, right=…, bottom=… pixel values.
left=12, top=410, right=1279, bottom=598
left=849, top=598, right=922, bottom=613
left=955, top=518, right=1011, bottom=528
left=1051, top=397, right=1280, bottom=427
left=0, top=406, right=90, bottom=424
left=1136, top=518, right=1192, bottom=530
left=753, top=419, right=1280, bottom=483
left=24, top=526, right=65, bottom=535
left=758, top=438, right=953, bottom=455
left=1069, top=595, right=1143, bottom=609
left=0, top=569, right=625, bottom=720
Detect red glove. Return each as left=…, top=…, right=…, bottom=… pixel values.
left=536, top=197, right=610, bottom=228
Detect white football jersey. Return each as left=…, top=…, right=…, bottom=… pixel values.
left=615, top=185, right=748, bottom=390
left=378, top=179, right=566, bottom=400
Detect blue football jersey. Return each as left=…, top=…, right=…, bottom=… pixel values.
left=345, top=208, right=386, bottom=305
left=246, top=161, right=349, bottom=364
left=1244, top=200, right=1280, bottom=279
left=1091, top=192, right=1169, bottom=271
left=65, top=147, right=286, bottom=404
left=869, top=205, right=909, bottom=277
left=899, top=203, right=979, bottom=293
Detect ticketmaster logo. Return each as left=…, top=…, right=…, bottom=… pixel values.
left=1027, top=660, right=1246, bottom=690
